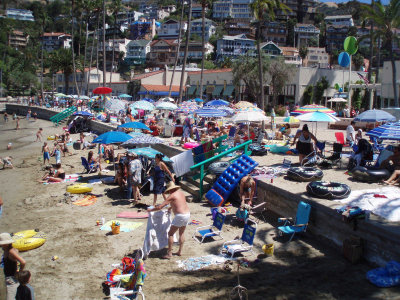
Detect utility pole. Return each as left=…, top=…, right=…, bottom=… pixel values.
left=178, top=0, right=192, bottom=104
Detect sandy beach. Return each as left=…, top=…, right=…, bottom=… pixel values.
left=1, top=115, right=400, bottom=299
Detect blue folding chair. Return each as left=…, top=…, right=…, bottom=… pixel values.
left=192, top=212, right=226, bottom=243
left=81, top=157, right=98, bottom=174
left=277, top=201, right=311, bottom=242
left=220, top=219, right=257, bottom=258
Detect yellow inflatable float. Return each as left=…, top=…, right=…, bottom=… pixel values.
left=47, top=136, right=55, bottom=140
left=12, top=229, right=46, bottom=252
left=67, top=183, right=93, bottom=194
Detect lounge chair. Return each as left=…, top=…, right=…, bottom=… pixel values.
left=220, top=219, right=257, bottom=258
left=81, top=157, right=98, bottom=174
left=277, top=201, right=311, bottom=242
left=192, top=211, right=226, bottom=243
left=335, top=132, right=351, bottom=148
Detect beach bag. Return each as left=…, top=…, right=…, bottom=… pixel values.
left=236, top=208, right=249, bottom=222
left=249, top=144, right=268, bottom=156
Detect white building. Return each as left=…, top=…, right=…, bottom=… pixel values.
left=324, top=15, right=354, bottom=27
left=305, top=47, right=330, bottom=68
left=216, top=34, right=256, bottom=59
left=125, top=39, right=152, bottom=65
left=294, top=23, right=320, bottom=47
left=41, top=32, right=72, bottom=52
left=213, top=0, right=254, bottom=21
left=179, top=42, right=214, bottom=61
left=6, top=9, right=34, bottom=21
left=116, top=10, right=144, bottom=25
left=98, top=38, right=131, bottom=58
left=158, top=19, right=187, bottom=39
left=190, top=18, right=216, bottom=41
left=381, top=60, right=400, bottom=106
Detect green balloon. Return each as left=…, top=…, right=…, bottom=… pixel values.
left=344, top=36, right=358, bottom=55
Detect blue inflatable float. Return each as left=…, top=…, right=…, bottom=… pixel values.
left=366, top=261, right=400, bottom=288
left=205, top=155, right=258, bottom=207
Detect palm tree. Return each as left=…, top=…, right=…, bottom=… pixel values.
left=199, top=0, right=212, bottom=101
left=71, top=0, right=80, bottom=96
left=168, top=0, right=185, bottom=98
left=178, top=0, right=193, bottom=103
left=109, top=0, right=122, bottom=84
left=362, top=0, right=400, bottom=106
left=249, top=0, right=289, bottom=115
left=50, top=48, right=74, bottom=94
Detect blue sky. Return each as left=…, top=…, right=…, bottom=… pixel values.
left=320, top=0, right=390, bottom=4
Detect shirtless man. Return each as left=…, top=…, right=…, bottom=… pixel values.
left=36, top=128, right=43, bottom=142
left=147, top=182, right=190, bottom=259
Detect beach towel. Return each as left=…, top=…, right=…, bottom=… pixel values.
left=73, top=195, right=97, bottom=206
left=202, top=141, right=213, bottom=153
left=100, top=220, right=143, bottom=232
left=64, top=174, right=80, bottom=182
left=171, top=149, right=194, bottom=177
left=336, top=187, right=400, bottom=222
left=88, top=178, right=103, bottom=184
left=142, top=210, right=177, bottom=257
left=177, top=255, right=230, bottom=271
left=117, top=211, right=149, bottom=219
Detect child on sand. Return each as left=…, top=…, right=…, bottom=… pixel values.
left=52, top=143, right=61, bottom=164
left=1, top=156, right=13, bottom=169
left=16, top=117, right=20, bottom=130
left=35, top=128, right=43, bottom=142
left=16, top=270, right=34, bottom=300
left=4, top=113, right=8, bottom=123
left=42, top=142, right=50, bottom=165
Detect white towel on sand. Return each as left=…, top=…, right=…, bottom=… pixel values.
left=171, top=149, right=194, bottom=177
left=143, top=210, right=177, bottom=257
left=336, top=186, right=400, bottom=222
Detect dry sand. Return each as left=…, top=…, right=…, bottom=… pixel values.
left=0, top=116, right=400, bottom=299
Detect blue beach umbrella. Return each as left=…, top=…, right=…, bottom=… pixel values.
left=118, top=122, right=150, bottom=131
left=130, top=100, right=155, bottom=111
left=204, top=99, right=229, bottom=107
left=194, top=98, right=203, bottom=103
left=296, top=111, right=340, bottom=122
left=122, top=134, right=164, bottom=147
left=128, top=147, right=171, bottom=162
left=366, top=122, right=400, bottom=141
left=119, top=94, right=132, bottom=98
left=193, top=108, right=227, bottom=117
left=92, top=131, right=132, bottom=144
left=354, top=109, right=396, bottom=123
left=73, top=111, right=93, bottom=117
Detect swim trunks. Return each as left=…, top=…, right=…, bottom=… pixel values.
left=172, top=213, right=190, bottom=227
left=43, top=152, right=50, bottom=160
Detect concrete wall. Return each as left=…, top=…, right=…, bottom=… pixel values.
left=256, top=180, right=400, bottom=266
left=6, top=103, right=61, bottom=120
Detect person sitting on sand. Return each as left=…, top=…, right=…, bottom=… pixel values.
left=381, top=146, right=400, bottom=172
left=147, top=182, right=190, bottom=259
left=88, top=151, right=102, bottom=172
left=240, top=175, right=256, bottom=207
left=383, top=170, right=400, bottom=185
left=1, top=156, right=13, bottom=169
left=114, top=162, right=127, bottom=193
left=16, top=270, right=34, bottom=300
left=104, top=145, right=114, bottom=162
left=275, top=124, right=291, bottom=140
left=42, top=142, right=50, bottom=165
left=35, top=128, right=43, bottom=142
left=0, top=232, right=26, bottom=300
left=39, top=163, right=65, bottom=183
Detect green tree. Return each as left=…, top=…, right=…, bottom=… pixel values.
left=250, top=0, right=289, bottom=116
left=50, top=48, right=74, bottom=94
left=313, top=76, right=329, bottom=104
left=303, top=85, right=313, bottom=104
left=352, top=53, right=365, bottom=71
left=362, top=0, right=400, bottom=106
left=299, top=46, right=308, bottom=66
left=267, top=58, right=295, bottom=106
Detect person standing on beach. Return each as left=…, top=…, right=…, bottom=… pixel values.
left=0, top=232, right=26, bottom=300
left=148, top=182, right=190, bottom=259
left=26, top=110, right=31, bottom=121
left=16, top=117, right=20, bottom=130
left=127, top=152, right=142, bottom=203
left=152, top=153, right=175, bottom=206
left=36, top=128, right=43, bottom=142
left=42, top=142, right=50, bottom=165
left=52, top=143, right=61, bottom=164
left=32, top=112, right=37, bottom=121
left=4, top=112, right=8, bottom=123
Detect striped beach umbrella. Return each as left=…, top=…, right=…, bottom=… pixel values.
left=291, top=104, right=336, bottom=116
left=235, top=106, right=265, bottom=115
left=283, top=116, right=300, bottom=123
left=130, top=100, right=155, bottom=111
left=234, top=101, right=256, bottom=109
left=177, top=101, right=199, bottom=114
left=366, top=122, right=400, bottom=141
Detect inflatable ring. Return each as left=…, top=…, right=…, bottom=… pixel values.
left=183, top=142, right=200, bottom=149
left=350, top=166, right=390, bottom=183
left=209, top=161, right=231, bottom=175
left=287, top=167, right=323, bottom=182
left=307, top=181, right=351, bottom=199
left=47, top=136, right=55, bottom=140
left=66, top=183, right=93, bottom=194
left=12, top=229, right=46, bottom=252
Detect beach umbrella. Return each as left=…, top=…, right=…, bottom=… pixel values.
left=119, top=94, right=132, bottom=99
left=130, top=100, right=155, bottom=111
left=193, top=108, right=227, bottom=117
left=194, top=98, right=203, bottom=102
left=93, top=86, right=112, bottom=94
left=128, top=147, right=171, bottom=162
left=366, top=122, right=400, bottom=141
left=55, top=93, right=67, bottom=97
left=160, top=97, right=174, bottom=102
left=156, top=102, right=178, bottom=110
left=177, top=101, right=200, bottom=114
left=327, top=98, right=347, bottom=103
left=92, top=131, right=131, bottom=144
left=231, top=111, right=268, bottom=123
left=354, top=109, right=396, bottom=123
left=118, top=122, right=150, bottom=131
left=234, top=101, right=255, bottom=109
left=79, top=95, right=90, bottom=100
left=216, top=106, right=235, bottom=115
left=73, top=111, right=93, bottom=117
left=296, top=111, right=340, bottom=122
left=96, top=112, right=107, bottom=121
left=122, top=134, right=164, bottom=147
left=204, top=99, right=229, bottom=107
left=291, top=104, right=336, bottom=116
left=235, top=106, right=265, bottom=114
left=142, top=98, right=154, bottom=103
left=283, top=116, right=300, bottom=123
left=105, top=99, right=127, bottom=113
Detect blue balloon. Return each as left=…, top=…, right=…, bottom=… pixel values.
left=338, top=52, right=350, bottom=68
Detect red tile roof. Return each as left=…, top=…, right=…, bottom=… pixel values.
left=188, top=68, right=232, bottom=75
left=150, top=39, right=177, bottom=46
left=132, top=70, right=164, bottom=80
left=142, top=84, right=183, bottom=92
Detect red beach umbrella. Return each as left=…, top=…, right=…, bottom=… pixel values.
left=93, top=87, right=112, bottom=95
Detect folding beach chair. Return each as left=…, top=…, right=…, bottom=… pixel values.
left=192, top=211, right=226, bottom=243
left=220, top=219, right=257, bottom=258
left=301, top=141, right=325, bottom=166
left=335, top=132, right=351, bottom=150
left=323, top=142, right=343, bottom=168
left=81, top=157, right=98, bottom=174
left=277, top=201, right=311, bottom=242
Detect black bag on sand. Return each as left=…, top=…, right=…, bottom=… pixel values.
left=249, top=144, right=268, bottom=156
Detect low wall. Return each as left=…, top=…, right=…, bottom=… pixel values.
left=6, top=103, right=62, bottom=120
left=256, top=180, right=400, bottom=266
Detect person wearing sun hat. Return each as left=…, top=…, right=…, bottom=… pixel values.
left=0, top=232, right=26, bottom=300
left=148, top=181, right=190, bottom=259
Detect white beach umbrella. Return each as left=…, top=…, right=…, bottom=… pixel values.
left=231, top=111, right=268, bottom=123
